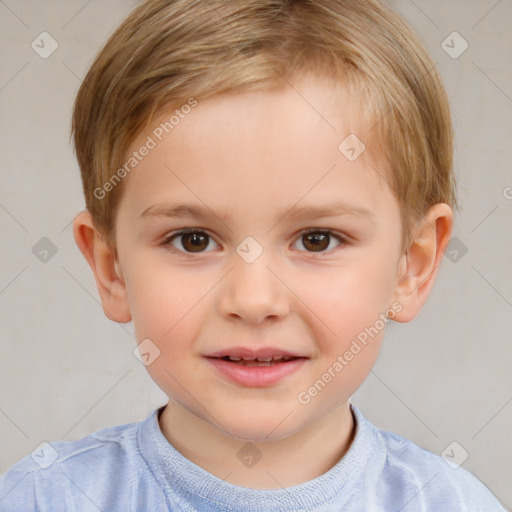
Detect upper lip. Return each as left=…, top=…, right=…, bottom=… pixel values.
left=205, top=346, right=309, bottom=359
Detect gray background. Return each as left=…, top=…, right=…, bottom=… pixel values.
left=0, top=0, right=511, bottom=508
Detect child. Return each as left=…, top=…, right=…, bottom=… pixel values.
left=0, top=0, right=505, bottom=510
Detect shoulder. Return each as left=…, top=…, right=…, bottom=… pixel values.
left=0, top=417, right=145, bottom=512
left=360, top=412, right=505, bottom=511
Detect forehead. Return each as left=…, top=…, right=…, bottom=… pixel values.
left=170, top=74, right=368, bottom=153
left=117, top=74, right=393, bottom=226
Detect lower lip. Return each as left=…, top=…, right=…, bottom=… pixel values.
left=204, top=357, right=308, bottom=387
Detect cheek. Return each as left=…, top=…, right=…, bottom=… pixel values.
left=125, top=260, right=205, bottom=345
left=126, top=265, right=211, bottom=395
left=296, top=258, right=396, bottom=344
left=294, top=268, right=390, bottom=409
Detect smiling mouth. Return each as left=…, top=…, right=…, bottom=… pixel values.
left=205, top=354, right=308, bottom=387
left=210, top=355, right=303, bottom=366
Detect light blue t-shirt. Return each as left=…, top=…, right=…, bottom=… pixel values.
left=0, top=404, right=504, bottom=511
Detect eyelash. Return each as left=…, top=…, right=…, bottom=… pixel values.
left=161, top=227, right=347, bottom=255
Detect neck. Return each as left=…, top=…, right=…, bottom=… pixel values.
left=158, top=400, right=356, bottom=489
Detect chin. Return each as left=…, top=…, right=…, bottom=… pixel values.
left=217, top=409, right=303, bottom=443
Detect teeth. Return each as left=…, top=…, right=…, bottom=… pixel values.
left=225, top=355, right=296, bottom=362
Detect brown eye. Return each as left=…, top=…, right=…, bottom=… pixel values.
left=302, top=232, right=329, bottom=252
left=166, top=230, right=217, bottom=253
left=294, top=230, right=343, bottom=253
left=181, top=232, right=209, bottom=252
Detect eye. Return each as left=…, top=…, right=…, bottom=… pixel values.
left=292, top=229, right=345, bottom=253
left=162, top=228, right=345, bottom=255
left=163, top=229, right=219, bottom=253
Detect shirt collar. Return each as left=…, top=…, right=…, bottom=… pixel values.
left=138, top=402, right=375, bottom=511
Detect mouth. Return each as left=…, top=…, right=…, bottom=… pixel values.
left=208, top=355, right=305, bottom=367
left=204, top=351, right=309, bottom=387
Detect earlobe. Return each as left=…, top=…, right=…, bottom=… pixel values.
left=391, top=203, right=453, bottom=323
left=72, top=210, right=132, bottom=323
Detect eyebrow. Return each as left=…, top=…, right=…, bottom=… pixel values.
left=140, top=201, right=375, bottom=223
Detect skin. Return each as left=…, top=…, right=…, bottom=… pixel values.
left=73, top=73, right=453, bottom=489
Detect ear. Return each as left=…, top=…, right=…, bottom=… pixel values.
left=391, top=203, right=453, bottom=323
left=72, top=210, right=132, bottom=323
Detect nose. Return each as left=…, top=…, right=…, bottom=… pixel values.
left=217, top=249, right=290, bottom=326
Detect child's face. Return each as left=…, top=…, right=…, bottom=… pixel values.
left=112, top=75, right=406, bottom=441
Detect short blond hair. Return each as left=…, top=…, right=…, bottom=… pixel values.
left=71, top=0, right=456, bottom=255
